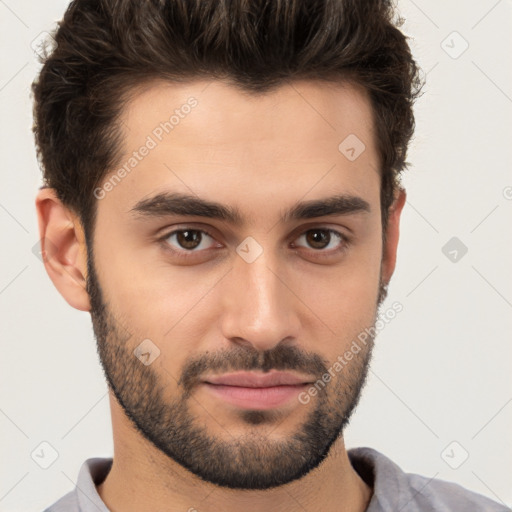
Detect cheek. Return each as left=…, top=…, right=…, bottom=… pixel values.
left=98, top=246, right=224, bottom=351
left=300, top=271, right=380, bottom=338
left=94, top=255, right=206, bottom=379
left=292, top=235, right=382, bottom=343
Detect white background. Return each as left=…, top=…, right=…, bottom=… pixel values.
left=0, top=1, right=511, bottom=510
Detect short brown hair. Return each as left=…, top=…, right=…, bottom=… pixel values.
left=32, top=0, right=423, bottom=240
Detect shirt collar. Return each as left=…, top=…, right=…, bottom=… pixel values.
left=73, top=447, right=411, bottom=512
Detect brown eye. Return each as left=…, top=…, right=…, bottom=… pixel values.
left=164, top=229, right=216, bottom=252
left=176, top=230, right=202, bottom=249
left=305, top=229, right=330, bottom=249
left=293, top=228, right=346, bottom=252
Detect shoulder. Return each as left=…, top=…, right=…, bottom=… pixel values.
left=405, top=471, right=509, bottom=511
left=42, top=490, right=78, bottom=512
left=41, top=457, right=112, bottom=512
left=348, top=447, right=509, bottom=512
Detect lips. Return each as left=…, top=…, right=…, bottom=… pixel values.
left=200, top=371, right=316, bottom=409
left=202, top=370, right=314, bottom=388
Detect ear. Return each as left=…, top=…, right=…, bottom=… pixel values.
left=35, top=187, right=91, bottom=311
left=381, top=187, right=407, bottom=285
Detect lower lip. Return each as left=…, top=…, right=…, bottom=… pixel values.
left=202, top=383, right=309, bottom=410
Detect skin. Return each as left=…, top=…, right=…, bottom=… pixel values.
left=35, top=79, right=406, bottom=512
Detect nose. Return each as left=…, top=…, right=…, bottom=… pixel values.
left=219, top=247, right=301, bottom=352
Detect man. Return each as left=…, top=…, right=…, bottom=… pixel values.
left=32, top=0, right=507, bottom=510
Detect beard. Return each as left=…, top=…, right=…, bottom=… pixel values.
left=86, top=247, right=386, bottom=490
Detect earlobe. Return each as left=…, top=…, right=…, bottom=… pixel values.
left=381, top=187, right=407, bottom=285
left=35, top=188, right=91, bottom=312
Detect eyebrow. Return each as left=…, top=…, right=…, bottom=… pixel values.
left=130, top=192, right=370, bottom=224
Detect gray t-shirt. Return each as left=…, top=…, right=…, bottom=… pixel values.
left=42, top=447, right=509, bottom=511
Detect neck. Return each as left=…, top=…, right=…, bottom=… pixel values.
left=97, top=393, right=372, bottom=512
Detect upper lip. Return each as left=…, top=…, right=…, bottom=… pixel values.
left=202, top=371, right=314, bottom=388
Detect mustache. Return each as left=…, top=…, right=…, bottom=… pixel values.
left=178, top=343, right=329, bottom=394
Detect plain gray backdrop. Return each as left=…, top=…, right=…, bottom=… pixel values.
left=1, top=1, right=511, bottom=510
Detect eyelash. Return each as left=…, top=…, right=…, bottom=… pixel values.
left=158, top=226, right=350, bottom=261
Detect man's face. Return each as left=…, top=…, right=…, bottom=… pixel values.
left=87, top=79, right=387, bottom=489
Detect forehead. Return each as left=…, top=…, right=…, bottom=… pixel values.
left=100, top=78, right=380, bottom=222
left=120, top=78, right=377, bottom=155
